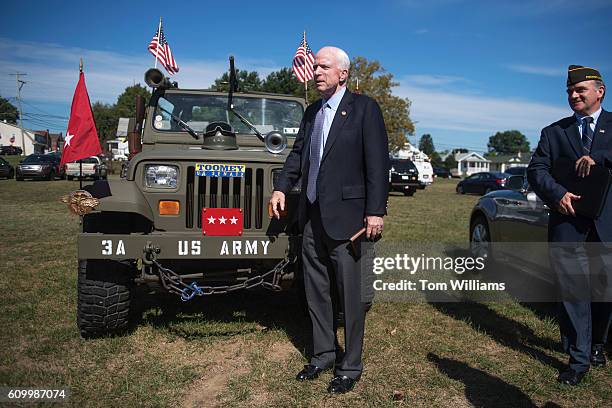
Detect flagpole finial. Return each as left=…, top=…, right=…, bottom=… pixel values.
left=79, top=58, right=83, bottom=73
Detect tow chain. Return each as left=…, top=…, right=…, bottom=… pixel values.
left=143, top=242, right=294, bottom=301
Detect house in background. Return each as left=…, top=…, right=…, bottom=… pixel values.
left=441, top=151, right=491, bottom=177
left=0, top=120, right=39, bottom=155
left=488, top=151, right=531, bottom=173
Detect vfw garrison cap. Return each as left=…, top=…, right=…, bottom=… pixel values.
left=567, top=65, right=603, bottom=86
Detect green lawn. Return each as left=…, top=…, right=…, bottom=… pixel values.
left=0, top=177, right=610, bottom=407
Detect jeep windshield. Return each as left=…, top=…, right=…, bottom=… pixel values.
left=153, top=93, right=304, bottom=137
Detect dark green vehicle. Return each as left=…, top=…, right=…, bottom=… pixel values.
left=75, top=61, right=304, bottom=337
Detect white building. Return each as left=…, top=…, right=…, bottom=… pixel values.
left=444, top=151, right=490, bottom=177
left=0, top=120, right=42, bottom=155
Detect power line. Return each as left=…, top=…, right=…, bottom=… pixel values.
left=8, top=72, right=26, bottom=155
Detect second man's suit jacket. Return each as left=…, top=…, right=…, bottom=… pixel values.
left=275, top=90, right=390, bottom=241
left=527, top=109, right=612, bottom=242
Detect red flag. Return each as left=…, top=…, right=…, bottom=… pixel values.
left=202, top=208, right=243, bottom=236
left=60, top=72, right=101, bottom=167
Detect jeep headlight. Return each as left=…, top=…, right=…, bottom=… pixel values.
left=145, top=165, right=179, bottom=188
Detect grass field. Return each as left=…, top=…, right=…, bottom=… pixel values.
left=0, top=176, right=610, bottom=407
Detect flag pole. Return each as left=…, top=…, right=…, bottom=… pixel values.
left=303, top=30, right=308, bottom=104
left=154, top=17, right=162, bottom=69
left=79, top=58, right=83, bottom=189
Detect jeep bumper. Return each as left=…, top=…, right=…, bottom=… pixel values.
left=78, top=232, right=297, bottom=260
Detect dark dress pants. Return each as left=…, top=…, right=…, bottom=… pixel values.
left=552, top=227, right=612, bottom=372
left=302, top=201, right=371, bottom=379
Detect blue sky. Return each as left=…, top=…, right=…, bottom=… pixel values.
left=1, top=0, right=611, bottom=153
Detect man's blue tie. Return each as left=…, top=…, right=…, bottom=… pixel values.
left=306, top=103, right=327, bottom=203
left=582, top=116, right=594, bottom=154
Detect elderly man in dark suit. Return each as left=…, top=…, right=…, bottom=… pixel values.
left=270, top=46, right=389, bottom=394
left=528, top=65, right=611, bottom=386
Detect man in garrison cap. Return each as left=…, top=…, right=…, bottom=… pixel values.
left=528, top=66, right=611, bottom=386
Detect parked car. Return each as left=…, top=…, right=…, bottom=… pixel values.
left=15, top=154, right=61, bottom=181
left=0, top=145, right=23, bottom=155
left=504, top=166, right=527, bottom=176
left=64, top=156, right=107, bottom=180
left=469, top=175, right=549, bottom=270
left=456, top=172, right=511, bottom=195
left=45, top=152, right=66, bottom=179
left=433, top=166, right=451, bottom=178
left=0, top=157, right=15, bottom=179
left=389, top=158, right=419, bottom=196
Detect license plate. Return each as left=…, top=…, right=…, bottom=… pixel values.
left=401, top=175, right=409, bottom=180
left=202, top=208, right=243, bottom=236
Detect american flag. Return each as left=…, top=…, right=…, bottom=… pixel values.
left=292, top=34, right=315, bottom=83
left=148, top=24, right=179, bottom=75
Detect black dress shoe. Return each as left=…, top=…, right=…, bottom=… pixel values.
left=591, top=344, right=606, bottom=368
left=296, top=365, right=327, bottom=381
left=327, top=375, right=358, bottom=394
left=557, top=369, right=587, bottom=386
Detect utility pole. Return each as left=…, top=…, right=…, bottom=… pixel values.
left=9, top=73, right=27, bottom=155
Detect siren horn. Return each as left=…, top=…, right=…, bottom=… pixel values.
left=145, top=68, right=173, bottom=89
left=264, top=131, right=288, bottom=154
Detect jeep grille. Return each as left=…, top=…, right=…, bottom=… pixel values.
left=186, top=166, right=265, bottom=230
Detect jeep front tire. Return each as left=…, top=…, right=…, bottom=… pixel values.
left=77, top=259, right=134, bottom=338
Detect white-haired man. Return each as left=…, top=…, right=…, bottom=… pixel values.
left=270, top=46, right=389, bottom=393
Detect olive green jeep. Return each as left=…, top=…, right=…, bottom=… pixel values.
left=75, top=60, right=304, bottom=337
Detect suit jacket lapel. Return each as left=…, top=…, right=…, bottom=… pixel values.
left=591, top=109, right=611, bottom=152
left=563, top=118, right=583, bottom=158
left=321, top=90, right=354, bottom=163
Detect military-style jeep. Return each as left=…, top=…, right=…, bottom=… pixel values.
left=75, top=59, right=304, bottom=337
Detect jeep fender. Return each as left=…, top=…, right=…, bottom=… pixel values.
left=97, top=179, right=154, bottom=221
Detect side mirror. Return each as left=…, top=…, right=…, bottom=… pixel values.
left=507, top=175, right=524, bottom=190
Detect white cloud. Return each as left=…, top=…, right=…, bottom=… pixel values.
left=403, top=74, right=467, bottom=86
left=395, top=75, right=569, bottom=136
left=0, top=38, right=281, bottom=105
left=505, top=64, right=564, bottom=77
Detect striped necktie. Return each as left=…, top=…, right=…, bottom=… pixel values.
left=582, top=116, right=594, bottom=154
left=306, top=103, right=328, bottom=203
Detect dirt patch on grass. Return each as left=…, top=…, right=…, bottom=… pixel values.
left=181, top=338, right=251, bottom=408
left=267, top=341, right=299, bottom=363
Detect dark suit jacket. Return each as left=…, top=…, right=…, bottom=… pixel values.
left=527, top=109, right=612, bottom=242
left=275, top=90, right=390, bottom=241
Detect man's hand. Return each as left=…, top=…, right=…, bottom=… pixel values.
left=269, top=191, right=286, bottom=219
left=575, top=155, right=596, bottom=177
left=558, top=192, right=581, bottom=216
left=365, top=215, right=384, bottom=240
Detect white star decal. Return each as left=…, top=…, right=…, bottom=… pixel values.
left=207, top=216, right=216, bottom=224
left=230, top=216, right=238, bottom=224
left=219, top=216, right=227, bottom=224
left=65, top=132, right=74, bottom=147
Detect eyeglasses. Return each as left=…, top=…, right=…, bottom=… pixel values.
left=205, top=121, right=235, bottom=136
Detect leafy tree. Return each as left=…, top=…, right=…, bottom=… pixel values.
left=0, top=96, right=19, bottom=124
left=429, top=151, right=443, bottom=167
left=444, top=154, right=457, bottom=170
left=347, top=57, right=415, bottom=152
left=91, top=102, right=116, bottom=143
left=114, top=84, right=151, bottom=118
left=91, top=84, right=151, bottom=143
left=418, top=134, right=435, bottom=156
left=487, top=130, right=530, bottom=155
left=261, top=67, right=302, bottom=95
left=212, top=70, right=263, bottom=92
left=452, top=148, right=468, bottom=154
